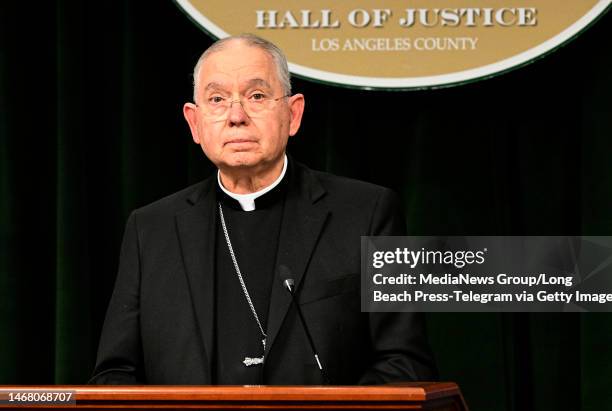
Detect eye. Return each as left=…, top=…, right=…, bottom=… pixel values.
left=208, top=95, right=225, bottom=105
left=249, top=92, right=267, bottom=102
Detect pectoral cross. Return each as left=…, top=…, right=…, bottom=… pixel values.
left=243, top=338, right=266, bottom=367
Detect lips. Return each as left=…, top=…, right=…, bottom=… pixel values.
left=224, top=138, right=257, bottom=146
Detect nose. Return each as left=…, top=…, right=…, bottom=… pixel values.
left=227, top=98, right=249, bottom=126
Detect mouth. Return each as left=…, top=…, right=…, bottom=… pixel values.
left=224, top=139, right=257, bottom=146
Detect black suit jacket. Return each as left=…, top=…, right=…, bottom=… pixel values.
left=90, top=160, right=436, bottom=384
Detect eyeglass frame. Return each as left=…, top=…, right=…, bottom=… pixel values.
left=195, top=93, right=291, bottom=118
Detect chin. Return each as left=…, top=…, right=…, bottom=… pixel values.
left=223, top=152, right=263, bottom=169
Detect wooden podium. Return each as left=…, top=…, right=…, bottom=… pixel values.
left=0, top=383, right=468, bottom=410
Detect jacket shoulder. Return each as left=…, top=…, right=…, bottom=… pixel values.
left=131, top=178, right=212, bottom=220
left=298, top=163, right=406, bottom=236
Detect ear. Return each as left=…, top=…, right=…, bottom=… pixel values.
left=183, top=102, right=201, bottom=144
left=287, top=93, right=305, bottom=137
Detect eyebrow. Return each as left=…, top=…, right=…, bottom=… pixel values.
left=203, top=79, right=273, bottom=93
left=204, top=82, right=226, bottom=92
left=243, top=78, right=272, bottom=90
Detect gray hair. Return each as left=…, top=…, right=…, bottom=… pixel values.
left=192, top=34, right=292, bottom=103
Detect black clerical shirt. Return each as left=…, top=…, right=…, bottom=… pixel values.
left=213, top=175, right=287, bottom=384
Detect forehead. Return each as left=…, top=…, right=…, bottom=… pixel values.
left=198, top=41, right=280, bottom=90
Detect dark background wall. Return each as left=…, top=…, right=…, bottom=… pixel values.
left=1, top=2, right=611, bottom=410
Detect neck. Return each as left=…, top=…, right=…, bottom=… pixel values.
left=219, top=156, right=286, bottom=194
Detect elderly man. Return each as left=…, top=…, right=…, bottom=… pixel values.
left=90, top=34, right=436, bottom=385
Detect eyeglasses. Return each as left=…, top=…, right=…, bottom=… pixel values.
left=197, top=93, right=290, bottom=119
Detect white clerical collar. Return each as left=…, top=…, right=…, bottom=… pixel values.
left=217, top=155, right=288, bottom=212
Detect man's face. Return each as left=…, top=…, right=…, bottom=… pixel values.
left=183, top=41, right=304, bottom=173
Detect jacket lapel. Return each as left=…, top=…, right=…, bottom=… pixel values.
left=264, top=164, right=329, bottom=360
left=175, top=179, right=216, bottom=382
